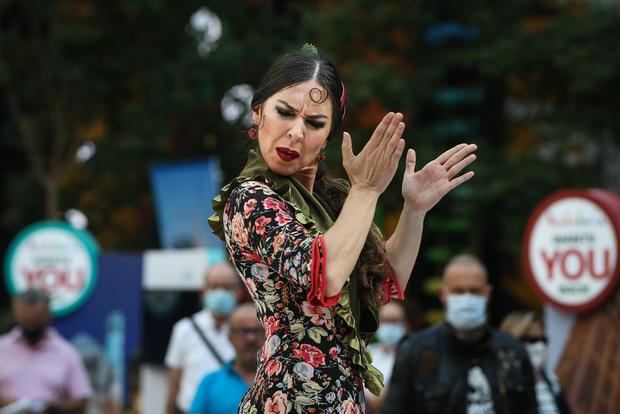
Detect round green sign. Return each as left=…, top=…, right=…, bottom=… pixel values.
left=4, top=221, right=99, bottom=317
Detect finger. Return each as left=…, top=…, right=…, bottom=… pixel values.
left=444, top=143, right=478, bottom=170
left=368, top=112, right=395, bottom=148
left=436, top=143, right=468, bottom=165
left=447, top=154, right=477, bottom=179
left=386, top=122, right=406, bottom=155
left=406, top=148, right=416, bottom=174
left=390, top=139, right=406, bottom=167
left=341, top=132, right=354, bottom=164
left=448, top=171, right=475, bottom=191
left=381, top=113, right=404, bottom=146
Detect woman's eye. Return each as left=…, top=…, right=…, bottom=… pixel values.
left=307, top=120, right=325, bottom=129
left=276, top=107, right=325, bottom=129
left=276, top=107, right=294, bottom=117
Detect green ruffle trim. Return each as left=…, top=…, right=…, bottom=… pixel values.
left=208, top=152, right=327, bottom=240
left=208, top=150, right=384, bottom=396
left=335, top=281, right=385, bottom=396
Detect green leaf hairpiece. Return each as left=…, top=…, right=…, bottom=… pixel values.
left=300, top=43, right=319, bottom=55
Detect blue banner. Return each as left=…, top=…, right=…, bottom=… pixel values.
left=149, top=159, right=222, bottom=248
left=53, top=253, right=142, bottom=409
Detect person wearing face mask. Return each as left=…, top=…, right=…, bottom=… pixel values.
left=382, top=254, right=538, bottom=414
left=500, top=311, right=572, bottom=414
left=189, top=303, right=265, bottom=414
left=365, top=301, right=408, bottom=414
left=0, top=289, right=92, bottom=413
left=165, top=262, right=242, bottom=414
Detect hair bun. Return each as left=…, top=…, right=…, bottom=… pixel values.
left=300, top=43, right=319, bottom=55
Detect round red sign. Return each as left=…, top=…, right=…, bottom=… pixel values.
left=522, top=189, right=620, bottom=313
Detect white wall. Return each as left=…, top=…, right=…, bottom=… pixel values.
left=139, top=364, right=168, bottom=414
left=544, top=304, right=576, bottom=373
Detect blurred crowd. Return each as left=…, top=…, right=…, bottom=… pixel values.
left=0, top=254, right=571, bottom=414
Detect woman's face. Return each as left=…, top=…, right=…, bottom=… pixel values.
left=253, top=79, right=333, bottom=178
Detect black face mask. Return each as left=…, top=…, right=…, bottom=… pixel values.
left=21, top=325, right=47, bottom=345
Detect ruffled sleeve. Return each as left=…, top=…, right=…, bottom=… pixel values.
left=381, top=262, right=405, bottom=305
left=308, top=235, right=340, bottom=307
left=224, top=180, right=339, bottom=307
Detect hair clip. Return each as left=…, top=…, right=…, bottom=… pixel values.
left=300, top=43, right=319, bottom=55
left=340, top=82, right=346, bottom=121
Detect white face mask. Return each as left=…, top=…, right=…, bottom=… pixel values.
left=445, top=293, right=487, bottom=331
left=203, top=288, right=237, bottom=316
left=376, top=323, right=406, bottom=347
left=525, top=341, right=547, bottom=370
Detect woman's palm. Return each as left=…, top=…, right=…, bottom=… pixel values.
left=402, top=144, right=477, bottom=213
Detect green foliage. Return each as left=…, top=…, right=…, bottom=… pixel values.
left=0, top=0, right=285, bottom=248
left=304, top=0, right=617, bottom=313
left=1, top=0, right=617, bottom=292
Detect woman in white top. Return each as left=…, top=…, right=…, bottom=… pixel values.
left=500, top=311, right=572, bottom=414
left=366, top=301, right=408, bottom=414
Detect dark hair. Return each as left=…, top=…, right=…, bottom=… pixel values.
left=252, top=50, right=388, bottom=308
left=14, top=288, right=50, bottom=307
left=500, top=311, right=543, bottom=340
left=251, top=51, right=344, bottom=142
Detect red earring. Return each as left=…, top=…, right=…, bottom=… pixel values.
left=317, top=150, right=326, bottom=161
left=248, top=124, right=258, bottom=140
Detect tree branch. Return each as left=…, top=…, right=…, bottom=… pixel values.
left=28, top=1, right=71, bottom=179
left=0, top=31, right=47, bottom=185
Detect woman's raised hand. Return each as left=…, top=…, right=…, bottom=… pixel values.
left=401, top=143, right=477, bottom=214
left=341, top=112, right=406, bottom=195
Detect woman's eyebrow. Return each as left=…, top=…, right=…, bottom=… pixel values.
left=276, top=99, right=328, bottom=120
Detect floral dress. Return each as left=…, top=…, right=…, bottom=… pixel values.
left=222, top=180, right=402, bottom=414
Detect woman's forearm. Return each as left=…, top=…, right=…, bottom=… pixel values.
left=323, top=185, right=380, bottom=297
left=385, top=203, right=426, bottom=290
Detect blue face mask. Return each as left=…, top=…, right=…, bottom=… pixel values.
left=203, top=289, right=237, bottom=316
left=376, top=323, right=406, bottom=346
left=445, top=293, right=487, bottom=331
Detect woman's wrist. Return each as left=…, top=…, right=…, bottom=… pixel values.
left=349, top=184, right=381, bottom=200
left=402, top=201, right=427, bottom=220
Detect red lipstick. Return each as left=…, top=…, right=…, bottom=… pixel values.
left=276, top=147, right=300, bottom=161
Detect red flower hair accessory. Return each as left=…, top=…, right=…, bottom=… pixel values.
left=340, top=82, right=346, bottom=121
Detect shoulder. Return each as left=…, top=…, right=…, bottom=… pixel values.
left=196, top=365, right=227, bottom=391
left=48, top=331, right=83, bottom=361
left=0, top=332, right=14, bottom=348
left=489, top=328, right=525, bottom=349
left=167, top=317, right=194, bottom=347
left=229, top=180, right=278, bottom=200
left=172, top=316, right=192, bottom=331
left=228, top=180, right=292, bottom=217
left=227, top=180, right=288, bottom=211
left=489, top=328, right=530, bottom=358
left=398, top=324, right=443, bottom=356
left=192, top=309, right=212, bottom=324
left=405, top=324, right=443, bottom=345
left=204, top=365, right=228, bottom=381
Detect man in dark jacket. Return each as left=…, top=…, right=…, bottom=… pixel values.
left=381, top=254, right=538, bottom=414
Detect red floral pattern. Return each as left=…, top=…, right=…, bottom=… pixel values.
left=292, top=343, right=326, bottom=368
left=224, top=180, right=398, bottom=413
